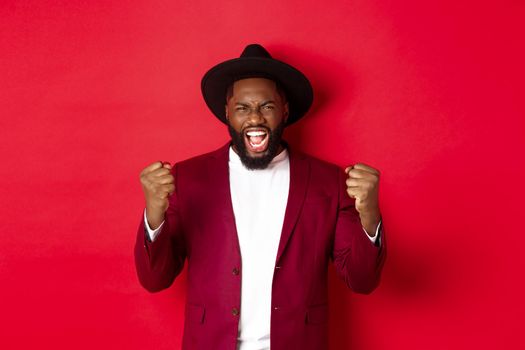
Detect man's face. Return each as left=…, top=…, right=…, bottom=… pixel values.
left=225, top=77, right=289, bottom=170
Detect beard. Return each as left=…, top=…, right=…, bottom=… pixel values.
left=228, top=121, right=286, bottom=170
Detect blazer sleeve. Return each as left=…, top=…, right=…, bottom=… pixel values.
left=134, top=163, right=187, bottom=293
left=331, top=168, right=386, bottom=294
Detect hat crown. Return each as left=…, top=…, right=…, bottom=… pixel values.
left=240, top=44, right=272, bottom=59
left=201, top=43, right=313, bottom=126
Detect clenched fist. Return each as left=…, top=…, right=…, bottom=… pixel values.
left=345, top=163, right=381, bottom=236
left=140, top=161, right=175, bottom=230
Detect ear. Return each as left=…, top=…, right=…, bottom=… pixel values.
left=283, top=102, right=290, bottom=123
left=224, top=104, right=229, bottom=121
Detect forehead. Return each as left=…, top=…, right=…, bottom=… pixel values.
left=232, top=77, right=279, bottom=98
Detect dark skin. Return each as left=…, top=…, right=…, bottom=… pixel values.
left=140, top=77, right=381, bottom=236
left=225, top=78, right=289, bottom=158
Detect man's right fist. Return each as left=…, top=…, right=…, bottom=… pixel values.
left=140, top=161, right=174, bottom=229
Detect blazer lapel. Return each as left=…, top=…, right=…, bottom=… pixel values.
left=208, top=142, right=242, bottom=258
left=275, top=146, right=310, bottom=264
left=208, top=142, right=310, bottom=264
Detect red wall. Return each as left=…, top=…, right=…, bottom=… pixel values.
left=2, top=1, right=524, bottom=349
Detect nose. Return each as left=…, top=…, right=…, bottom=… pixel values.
left=246, top=107, right=265, bottom=124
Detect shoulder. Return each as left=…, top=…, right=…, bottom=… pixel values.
left=289, top=147, right=345, bottom=195
left=167, top=143, right=229, bottom=188
left=174, top=143, right=229, bottom=170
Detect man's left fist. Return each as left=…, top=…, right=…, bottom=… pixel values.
left=345, top=163, right=381, bottom=234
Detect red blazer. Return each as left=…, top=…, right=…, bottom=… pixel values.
left=135, top=142, right=386, bottom=350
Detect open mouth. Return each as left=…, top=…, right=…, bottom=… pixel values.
left=244, top=128, right=269, bottom=154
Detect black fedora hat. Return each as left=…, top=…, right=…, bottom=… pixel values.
left=201, top=43, right=313, bottom=126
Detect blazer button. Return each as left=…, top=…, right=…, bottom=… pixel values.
left=232, top=307, right=240, bottom=316
left=232, top=267, right=240, bottom=275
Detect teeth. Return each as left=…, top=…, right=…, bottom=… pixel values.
left=246, top=130, right=267, bottom=137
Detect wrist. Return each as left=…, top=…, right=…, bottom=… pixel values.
left=145, top=206, right=165, bottom=230
left=359, top=212, right=381, bottom=235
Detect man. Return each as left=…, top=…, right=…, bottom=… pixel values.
left=135, top=44, right=386, bottom=350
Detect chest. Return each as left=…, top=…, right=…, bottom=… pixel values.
left=229, top=164, right=290, bottom=257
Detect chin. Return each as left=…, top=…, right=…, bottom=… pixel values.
left=246, top=149, right=270, bottom=158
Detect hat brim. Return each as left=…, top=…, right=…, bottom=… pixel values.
left=201, top=57, right=313, bottom=126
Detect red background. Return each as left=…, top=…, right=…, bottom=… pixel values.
left=1, top=1, right=524, bottom=349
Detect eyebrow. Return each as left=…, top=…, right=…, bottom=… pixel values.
left=234, top=100, right=276, bottom=106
